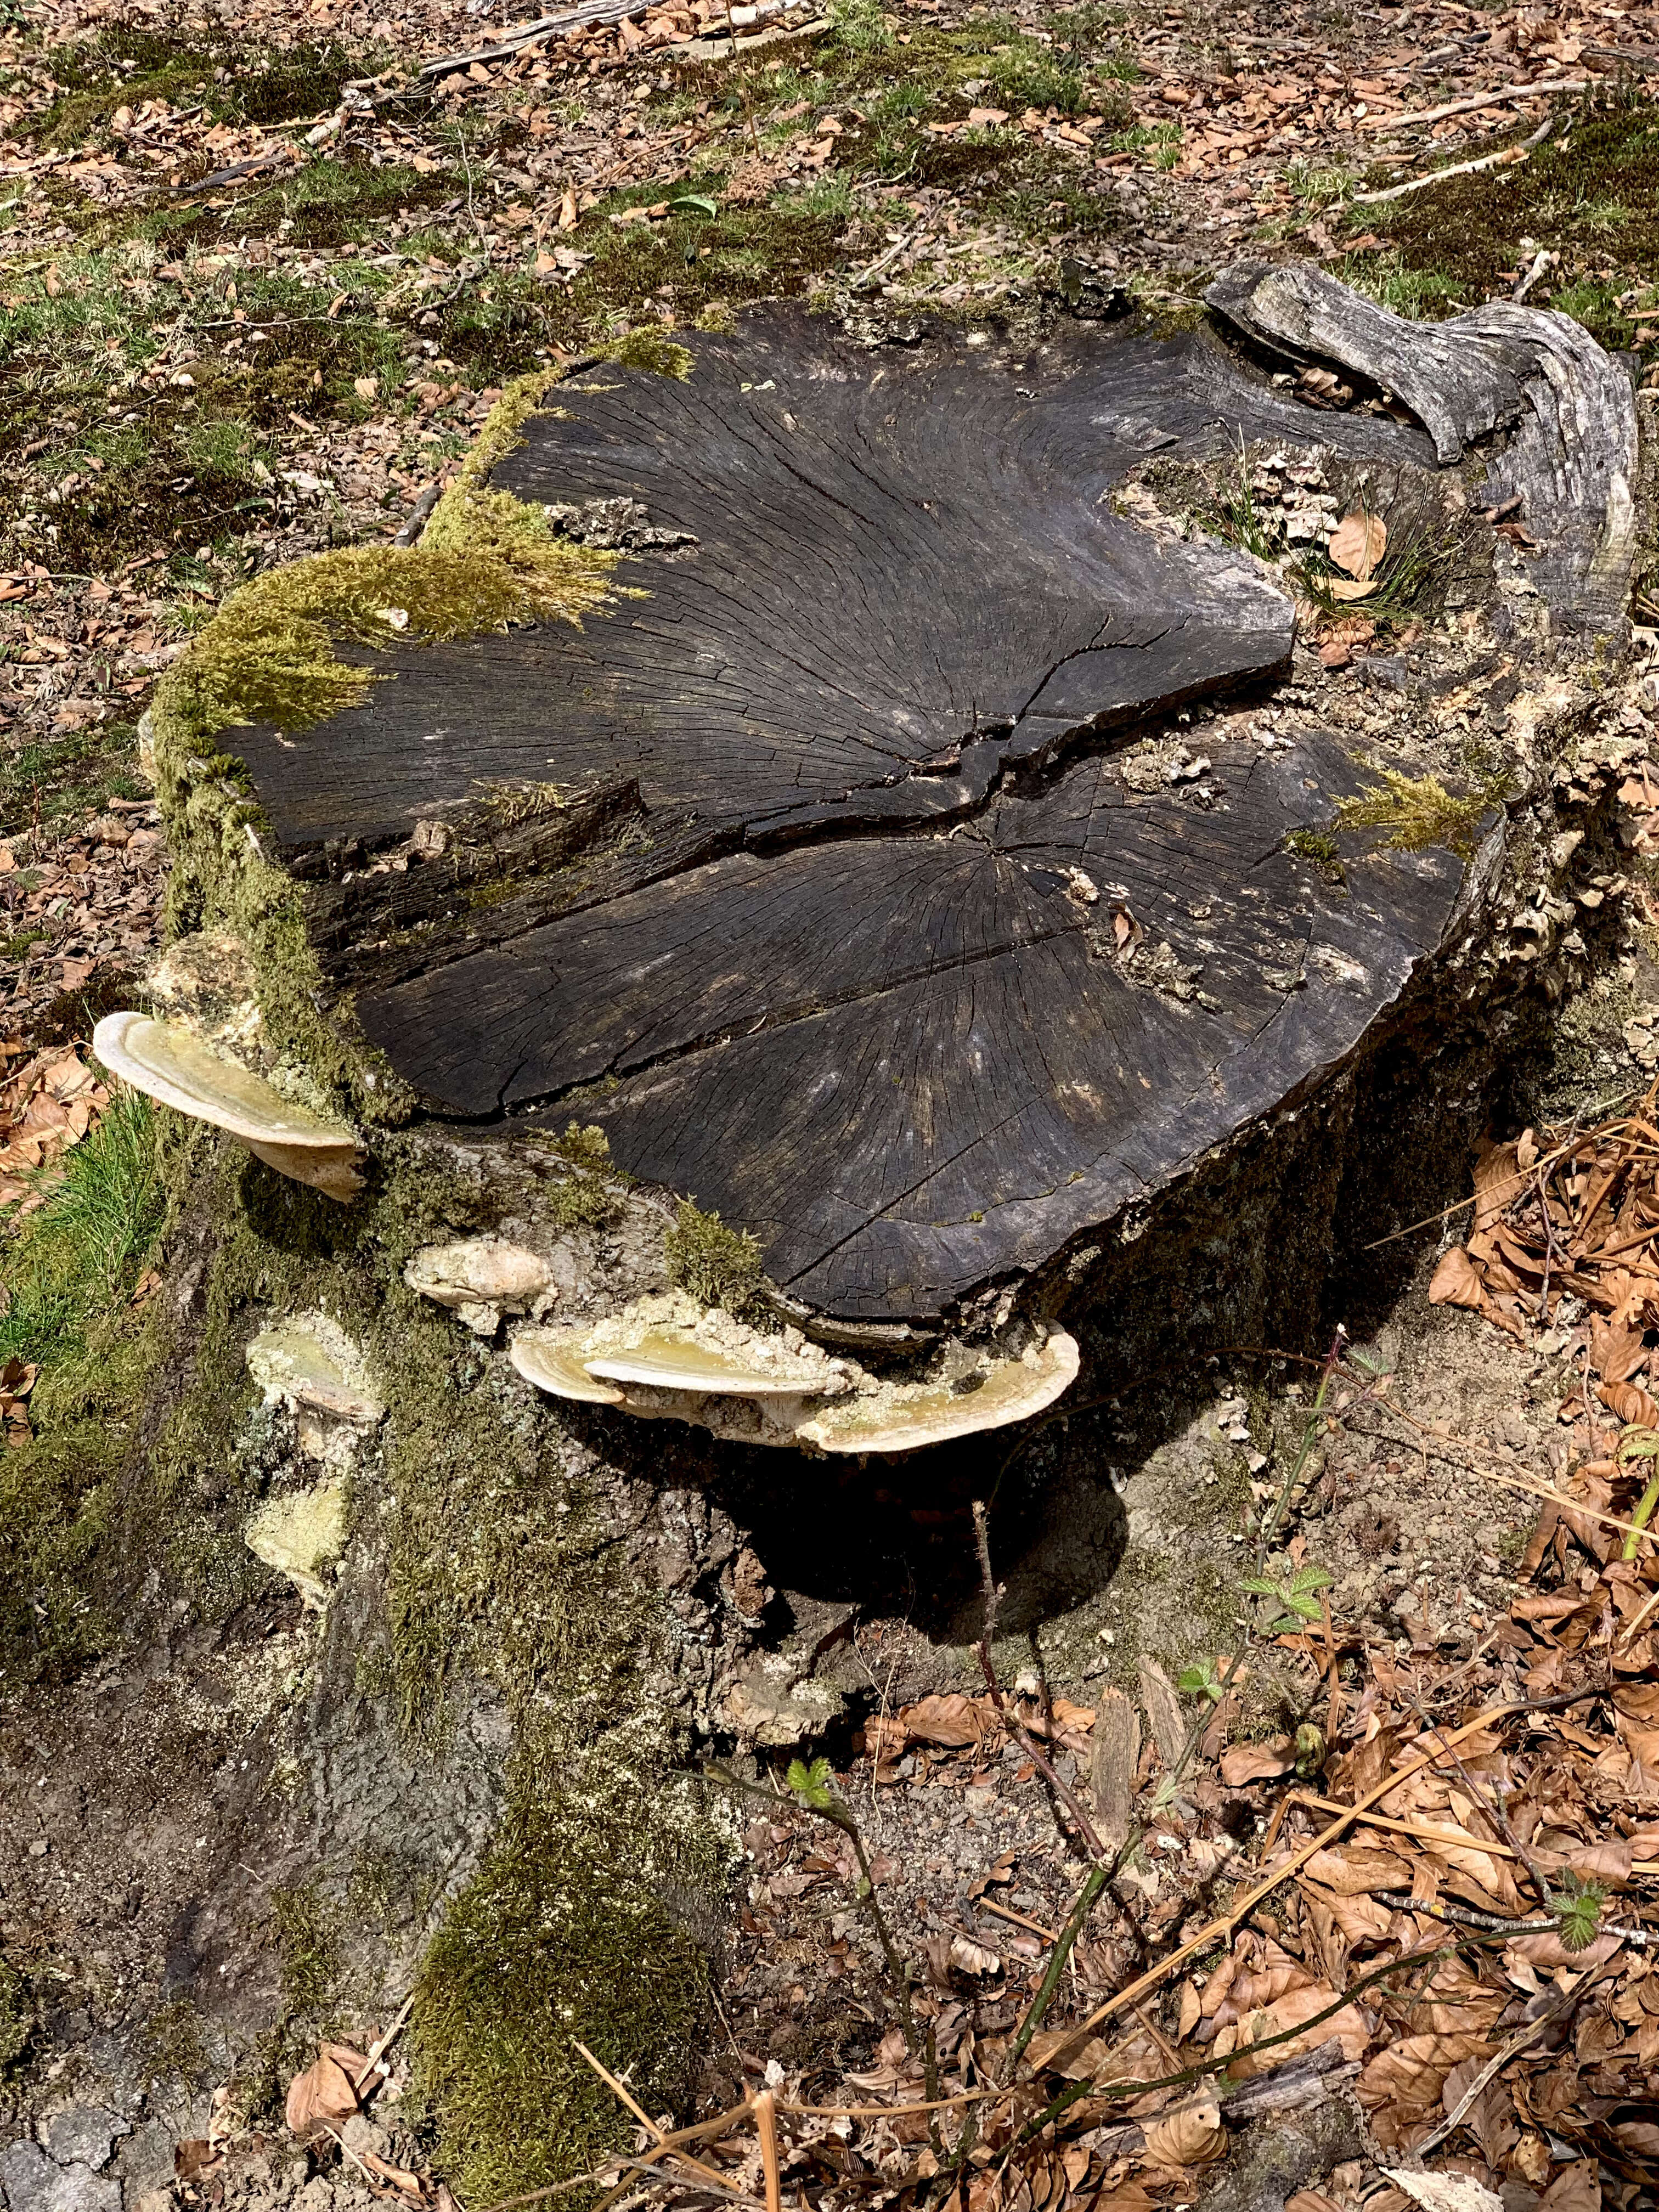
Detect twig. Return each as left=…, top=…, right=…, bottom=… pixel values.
left=752, top=2090, right=781, bottom=2212
left=1060, top=1700, right=1549, bottom=2045
left=420, top=0, right=651, bottom=77
left=1363, top=75, right=1589, bottom=132
left=703, top=1765, right=937, bottom=2109
left=393, top=484, right=443, bottom=549
left=972, top=1502, right=1105, bottom=1859
left=1416, top=1954, right=1618, bottom=2155
left=849, top=229, right=918, bottom=293
left=572, top=2040, right=733, bottom=2195
left=977, top=1895, right=1059, bottom=1943
left=351, top=1993, right=415, bottom=2096
left=1352, top=116, right=1553, bottom=204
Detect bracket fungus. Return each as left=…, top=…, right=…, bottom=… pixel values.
left=509, top=1293, right=1076, bottom=1453
left=93, top=1013, right=364, bottom=1201
left=246, top=1313, right=385, bottom=1468
left=404, top=1235, right=558, bottom=1335
left=142, top=261, right=1640, bottom=1446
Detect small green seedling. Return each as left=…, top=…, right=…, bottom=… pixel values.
left=1177, top=1658, right=1228, bottom=1704
left=1549, top=1871, right=1607, bottom=1953
left=786, top=1754, right=835, bottom=1812
left=1242, top=1561, right=1333, bottom=1635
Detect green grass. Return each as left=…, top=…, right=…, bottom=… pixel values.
left=1, top=1092, right=162, bottom=1373
left=0, top=1093, right=164, bottom=1685
left=0, top=719, right=147, bottom=841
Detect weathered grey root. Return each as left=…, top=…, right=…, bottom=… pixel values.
left=1205, top=258, right=1638, bottom=630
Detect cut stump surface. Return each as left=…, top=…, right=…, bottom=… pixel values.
left=208, top=278, right=1638, bottom=1324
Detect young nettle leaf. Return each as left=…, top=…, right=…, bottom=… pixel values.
left=1177, top=1659, right=1227, bottom=1704
left=786, top=1755, right=834, bottom=1812
left=1243, top=1563, right=1333, bottom=1630
left=1549, top=1872, right=1606, bottom=1953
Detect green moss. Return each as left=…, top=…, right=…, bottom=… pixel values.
left=271, top=1883, right=343, bottom=2018
left=415, top=1773, right=713, bottom=2207
left=1348, top=92, right=1659, bottom=349
left=596, top=329, right=695, bottom=378
left=164, top=507, right=616, bottom=743
left=664, top=1197, right=764, bottom=1318
left=0, top=1956, right=34, bottom=2073
left=1286, top=829, right=1339, bottom=865
left=1335, top=767, right=1495, bottom=859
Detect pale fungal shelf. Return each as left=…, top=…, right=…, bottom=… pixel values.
left=403, top=1237, right=557, bottom=1335
left=93, top=1012, right=365, bottom=1201
left=506, top=1292, right=1079, bottom=1453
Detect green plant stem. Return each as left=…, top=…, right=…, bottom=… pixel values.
left=1622, top=1468, right=1659, bottom=1560
left=1003, top=1864, right=1109, bottom=2078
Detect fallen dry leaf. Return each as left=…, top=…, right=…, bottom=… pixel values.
left=1328, top=507, right=1387, bottom=580
left=1221, top=1738, right=1295, bottom=1786
left=1385, top=2174, right=1504, bottom=2212
left=1141, top=2095, right=1226, bottom=2166
left=285, top=2043, right=368, bottom=2136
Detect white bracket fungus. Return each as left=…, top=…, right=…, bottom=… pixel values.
left=245, top=1477, right=348, bottom=1609
left=403, top=1236, right=557, bottom=1336
left=246, top=1313, right=385, bottom=1468
left=93, top=1012, right=364, bottom=1200
left=508, top=1291, right=1079, bottom=1454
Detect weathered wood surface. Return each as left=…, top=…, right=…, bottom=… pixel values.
left=219, top=284, right=1633, bottom=1324
left=1206, top=259, right=1639, bottom=629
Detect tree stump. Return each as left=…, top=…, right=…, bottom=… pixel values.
left=5, top=266, right=1639, bottom=2212
left=160, top=267, right=1637, bottom=1330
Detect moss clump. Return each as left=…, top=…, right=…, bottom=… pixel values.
left=415, top=1753, right=714, bottom=2205
left=1336, top=768, right=1494, bottom=859
left=167, top=499, right=617, bottom=744
left=664, top=1197, right=764, bottom=1318
left=1286, top=829, right=1339, bottom=865
left=595, top=329, right=695, bottom=379
left=271, top=1883, right=343, bottom=2018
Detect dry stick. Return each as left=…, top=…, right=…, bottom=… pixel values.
left=1365, top=1400, right=1659, bottom=1551
left=1062, top=1701, right=1545, bottom=2046
left=1288, top=1791, right=1659, bottom=1875
left=1352, top=114, right=1554, bottom=204
left=350, top=1991, right=415, bottom=2098
left=1362, top=74, right=1589, bottom=131
left=1417, top=1952, right=1621, bottom=2158
left=572, top=2040, right=733, bottom=2196
left=1406, top=1691, right=1556, bottom=1918
left=972, top=1501, right=1107, bottom=1860
left=752, top=2090, right=781, bottom=2212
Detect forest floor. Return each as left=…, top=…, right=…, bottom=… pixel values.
left=5, top=1, right=1659, bottom=2211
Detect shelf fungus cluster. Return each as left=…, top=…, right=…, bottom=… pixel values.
left=110, top=259, right=1640, bottom=1455
left=93, top=1012, right=364, bottom=1202
left=501, top=1290, right=1080, bottom=1452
